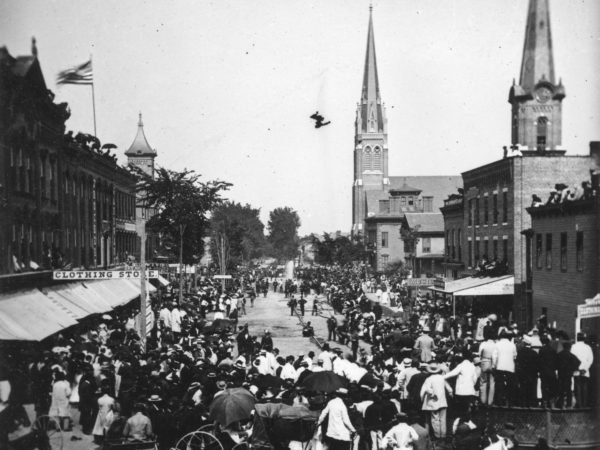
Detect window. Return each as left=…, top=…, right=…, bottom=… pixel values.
left=379, top=200, right=390, bottom=214
left=400, top=196, right=407, bottom=206
left=422, top=237, right=431, bottom=253
left=537, top=116, right=548, bottom=150
left=484, top=197, right=489, bottom=224
left=446, top=230, right=450, bottom=257
left=367, top=230, right=376, bottom=245
left=451, top=230, right=455, bottom=259
left=483, top=240, right=489, bottom=259
left=423, top=196, right=433, bottom=212
left=372, top=147, right=382, bottom=170
left=364, top=146, right=372, bottom=170
left=535, top=234, right=543, bottom=269
left=408, top=196, right=414, bottom=206
left=493, top=240, right=498, bottom=260
left=381, top=254, right=389, bottom=267
left=560, top=232, right=567, bottom=271
left=493, top=194, right=498, bottom=224
left=576, top=231, right=583, bottom=271
left=381, top=232, right=388, bottom=248
left=468, top=241, right=473, bottom=267
left=475, top=240, right=480, bottom=262
left=503, top=239, right=508, bottom=262
left=468, top=199, right=473, bottom=226
left=475, top=198, right=480, bottom=226
left=502, top=191, right=508, bottom=222
left=457, top=229, right=462, bottom=261
left=545, top=233, right=552, bottom=269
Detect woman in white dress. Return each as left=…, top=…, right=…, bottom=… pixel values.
left=92, top=386, right=115, bottom=444
left=48, top=372, right=72, bottom=431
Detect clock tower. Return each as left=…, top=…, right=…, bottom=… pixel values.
left=125, top=112, right=157, bottom=177
left=509, top=0, right=565, bottom=153
left=352, top=6, right=388, bottom=234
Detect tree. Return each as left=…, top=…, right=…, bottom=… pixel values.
left=312, top=232, right=369, bottom=266
left=210, top=201, right=266, bottom=271
left=267, top=207, right=301, bottom=261
left=133, top=166, right=231, bottom=265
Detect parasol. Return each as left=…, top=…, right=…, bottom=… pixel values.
left=209, top=388, right=256, bottom=427
left=301, top=371, right=347, bottom=393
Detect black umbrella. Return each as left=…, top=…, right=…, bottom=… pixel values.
left=301, top=371, right=347, bottom=393
left=209, top=388, right=256, bottom=427
left=255, top=374, right=283, bottom=390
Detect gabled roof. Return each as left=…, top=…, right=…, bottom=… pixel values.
left=404, top=213, right=444, bottom=233
left=125, top=113, right=156, bottom=157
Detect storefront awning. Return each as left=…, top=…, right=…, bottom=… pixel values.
left=43, top=283, right=113, bottom=319
left=0, top=289, right=79, bottom=341
left=429, top=275, right=514, bottom=296
left=157, top=275, right=170, bottom=286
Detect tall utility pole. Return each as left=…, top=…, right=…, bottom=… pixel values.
left=179, top=223, right=186, bottom=305
left=139, top=220, right=147, bottom=352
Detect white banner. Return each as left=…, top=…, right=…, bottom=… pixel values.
left=53, top=270, right=159, bottom=280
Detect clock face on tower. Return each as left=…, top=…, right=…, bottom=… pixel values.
left=535, top=86, right=552, bottom=103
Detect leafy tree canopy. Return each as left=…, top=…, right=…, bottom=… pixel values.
left=312, top=232, right=369, bottom=266
left=210, top=201, right=266, bottom=270
left=267, top=207, right=301, bottom=261
left=132, top=166, right=231, bottom=265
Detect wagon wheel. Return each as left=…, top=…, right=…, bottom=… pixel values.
left=197, top=423, right=217, bottom=433
left=31, top=415, right=64, bottom=450
left=175, top=430, right=224, bottom=450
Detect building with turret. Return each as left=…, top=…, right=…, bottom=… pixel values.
left=352, top=7, right=461, bottom=272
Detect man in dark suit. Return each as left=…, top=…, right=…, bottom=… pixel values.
left=556, top=341, right=580, bottom=408
left=516, top=341, right=539, bottom=406
left=538, top=336, right=558, bottom=407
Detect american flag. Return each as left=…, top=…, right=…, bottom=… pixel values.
left=57, top=60, right=93, bottom=85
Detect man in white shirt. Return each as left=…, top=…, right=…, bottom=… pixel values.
left=170, top=304, right=182, bottom=337
left=494, top=332, right=517, bottom=406
left=478, top=332, right=498, bottom=405
left=317, top=388, right=356, bottom=449
left=318, top=344, right=334, bottom=371
left=279, top=356, right=297, bottom=381
left=159, top=304, right=171, bottom=331
left=571, top=333, right=594, bottom=407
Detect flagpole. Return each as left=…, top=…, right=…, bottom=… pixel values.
left=90, top=54, right=97, bottom=136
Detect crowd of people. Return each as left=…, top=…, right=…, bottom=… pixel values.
left=0, top=264, right=597, bottom=450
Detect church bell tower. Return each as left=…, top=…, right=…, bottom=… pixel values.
left=125, top=113, right=157, bottom=177
left=509, top=0, right=565, bottom=153
left=352, top=6, right=388, bottom=234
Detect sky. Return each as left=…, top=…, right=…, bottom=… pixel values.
left=1, top=0, right=599, bottom=235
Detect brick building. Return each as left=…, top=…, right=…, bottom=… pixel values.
left=440, top=0, right=593, bottom=328
left=351, top=7, right=460, bottom=271
left=526, top=152, right=599, bottom=336
left=0, top=40, right=138, bottom=280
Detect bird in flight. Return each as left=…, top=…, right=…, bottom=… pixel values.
left=310, top=111, right=331, bottom=128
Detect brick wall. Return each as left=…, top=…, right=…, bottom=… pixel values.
left=531, top=208, right=598, bottom=337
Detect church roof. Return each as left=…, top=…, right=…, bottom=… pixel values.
left=518, top=0, right=556, bottom=91
left=125, top=113, right=156, bottom=156
left=404, top=213, right=444, bottom=233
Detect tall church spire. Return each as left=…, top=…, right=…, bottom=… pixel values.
left=358, top=6, right=385, bottom=135
left=509, top=0, right=565, bottom=153
left=361, top=5, right=380, bottom=105
left=519, top=0, right=555, bottom=91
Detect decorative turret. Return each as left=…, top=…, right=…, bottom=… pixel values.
left=509, top=0, right=565, bottom=153
left=126, top=113, right=156, bottom=177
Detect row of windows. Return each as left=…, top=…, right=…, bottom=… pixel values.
left=446, top=228, right=463, bottom=261
left=467, top=238, right=509, bottom=268
left=535, top=232, right=584, bottom=272
left=379, top=196, right=434, bottom=214
left=468, top=192, right=508, bottom=226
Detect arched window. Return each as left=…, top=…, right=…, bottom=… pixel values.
left=364, top=146, right=372, bottom=170
left=368, top=105, right=376, bottom=132
left=537, top=116, right=548, bottom=150
left=373, top=146, right=382, bottom=170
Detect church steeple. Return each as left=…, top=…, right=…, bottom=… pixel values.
left=357, top=6, right=385, bottom=135
left=519, top=0, right=555, bottom=92
left=509, top=0, right=565, bottom=153
left=353, top=6, right=388, bottom=234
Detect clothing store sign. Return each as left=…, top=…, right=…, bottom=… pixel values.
left=53, top=270, right=159, bottom=280
left=405, top=278, right=436, bottom=287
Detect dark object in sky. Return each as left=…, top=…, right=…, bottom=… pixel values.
left=310, top=111, right=331, bottom=128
